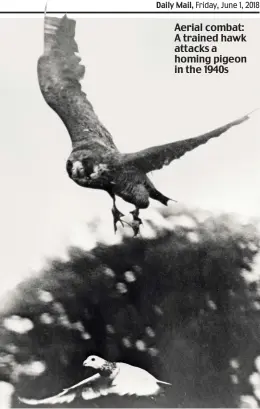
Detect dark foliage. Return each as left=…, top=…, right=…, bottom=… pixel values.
left=1, top=207, right=260, bottom=408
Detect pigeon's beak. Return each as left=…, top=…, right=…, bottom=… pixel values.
left=83, top=360, right=88, bottom=367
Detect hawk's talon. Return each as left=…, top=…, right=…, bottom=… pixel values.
left=131, top=217, right=143, bottom=237
left=130, top=209, right=139, bottom=219
left=112, top=207, right=125, bottom=233
left=130, top=209, right=143, bottom=236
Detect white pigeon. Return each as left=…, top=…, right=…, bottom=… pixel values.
left=18, top=355, right=171, bottom=405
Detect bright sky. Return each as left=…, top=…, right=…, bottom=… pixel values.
left=0, top=17, right=259, bottom=296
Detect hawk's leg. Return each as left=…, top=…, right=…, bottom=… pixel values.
left=130, top=208, right=143, bottom=237
left=110, top=194, right=125, bottom=233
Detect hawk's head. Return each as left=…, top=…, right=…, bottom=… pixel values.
left=66, top=158, right=94, bottom=179
left=66, top=154, right=109, bottom=181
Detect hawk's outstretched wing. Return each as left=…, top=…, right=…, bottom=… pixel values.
left=122, top=111, right=254, bottom=174
left=18, top=373, right=110, bottom=405
left=37, top=13, right=117, bottom=150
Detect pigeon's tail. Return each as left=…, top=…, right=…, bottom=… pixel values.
left=156, top=379, right=172, bottom=386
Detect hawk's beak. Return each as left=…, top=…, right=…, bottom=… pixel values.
left=72, top=161, right=85, bottom=178
left=89, top=172, right=98, bottom=180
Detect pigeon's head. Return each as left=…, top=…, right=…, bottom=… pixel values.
left=83, top=355, right=106, bottom=369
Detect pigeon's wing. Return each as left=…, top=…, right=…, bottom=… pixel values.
left=122, top=112, right=252, bottom=173
left=18, top=373, right=101, bottom=405
left=18, top=391, right=76, bottom=406
left=37, top=13, right=117, bottom=150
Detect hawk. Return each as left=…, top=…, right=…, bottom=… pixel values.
left=37, top=11, right=255, bottom=236
left=18, top=355, right=171, bottom=405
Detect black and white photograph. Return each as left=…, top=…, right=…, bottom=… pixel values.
left=0, top=1, right=260, bottom=407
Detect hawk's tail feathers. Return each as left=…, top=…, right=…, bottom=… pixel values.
left=149, top=190, right=177, bottom=206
